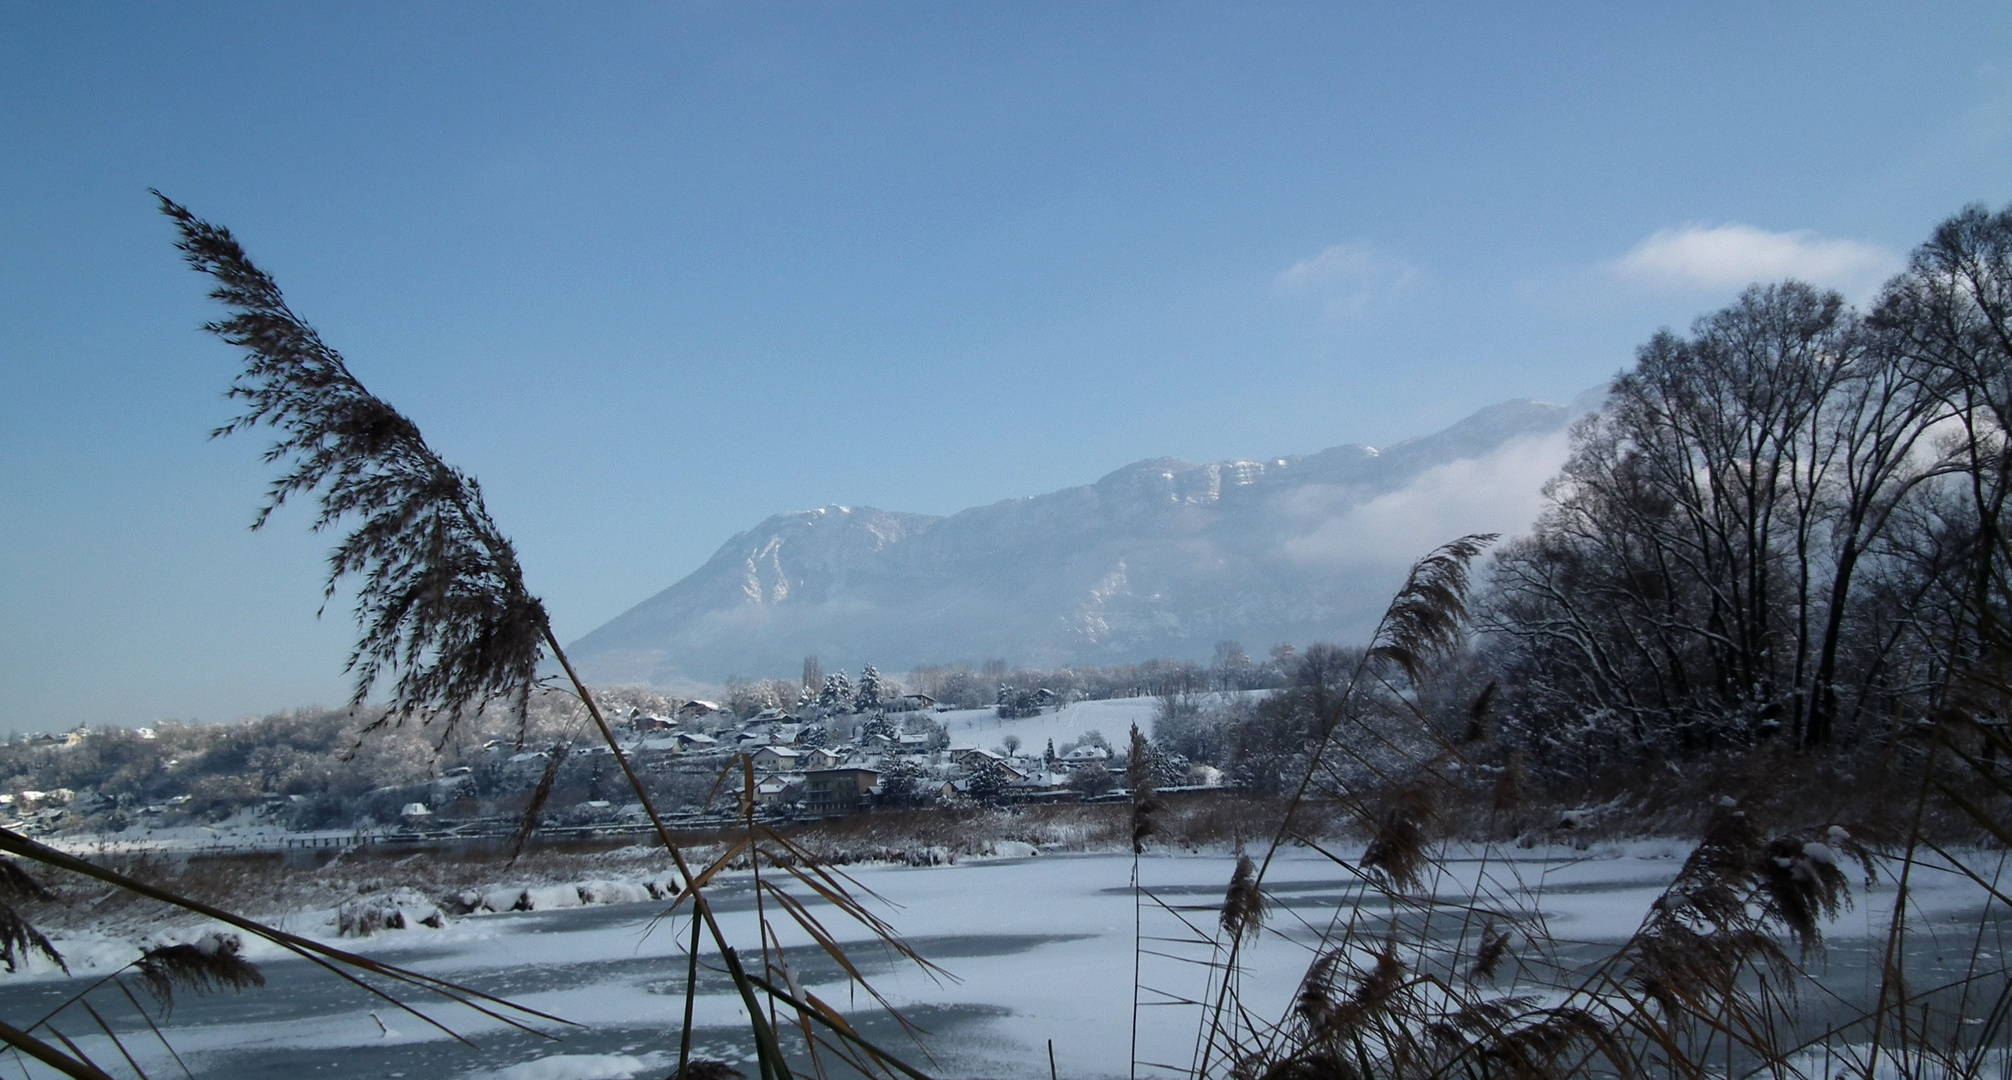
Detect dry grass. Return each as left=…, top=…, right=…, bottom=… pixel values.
left=1157, top=545, right=2012, bottom=1080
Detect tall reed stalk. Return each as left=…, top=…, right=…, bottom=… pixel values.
left=133, top=195, right=935, bottom=1080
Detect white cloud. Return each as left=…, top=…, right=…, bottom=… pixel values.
left=1610, top=224, right=1897, bottom=292
left=1280, top=431, right=1571, bottom=570
left=1276, top=241, right=1420, bottom=317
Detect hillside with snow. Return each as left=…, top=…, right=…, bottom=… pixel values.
left=569, top=392, right=1601, bottom=685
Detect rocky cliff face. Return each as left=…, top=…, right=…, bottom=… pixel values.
left=569, top=395, right=1595, bottom=685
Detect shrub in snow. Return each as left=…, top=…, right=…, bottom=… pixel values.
left=577, top=879, right=650, bottom=905
left=523, top=884, right=584, bottom=910
left=644, top=872, right=682, bottom=900
left=480, top=886, right=530, bottom=913
left=337, top=887, right=445, bottom=937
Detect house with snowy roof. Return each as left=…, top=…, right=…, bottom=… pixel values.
left=1008, top=769, right=1072, bottom=793
left=803, top=747, right=846, bottom=770
left=951, top=753, right=1027, bottom=783
left=669, top=731, right=718, bottom=753
left=750, top=746, right=803, bottom=773
left=754, top=775, right=802, bottom=808
left=951, top=747, right=1008, bottom=768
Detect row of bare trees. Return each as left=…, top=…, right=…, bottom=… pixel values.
left=1482, top=204, right=2012, bottom=763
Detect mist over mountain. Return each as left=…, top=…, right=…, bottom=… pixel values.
left=569, top=392, right=1601, bottom=685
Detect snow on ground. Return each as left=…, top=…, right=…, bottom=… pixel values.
left=2, top=841, right=2000, bottom=1079
left=935, top=696, right=1162, bottom=755
left=475, top=1052, right=670, bottom=1080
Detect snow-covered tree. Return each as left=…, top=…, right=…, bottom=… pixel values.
left=855, top=664, right=884, bottom=713
left=965, top=757, right=1013, bottom=805
left=1069, top=762, right=1115, bottom=798
left=860, top=713, right=899, bottom=745
left=903, top=714, right=950, bottom=750
left=996, top=686, right=1043, bottom=719
left=877, top=758, right=927, bottom=808
left=1059, top=730, right=1111, bottom=757
left=818, top=672, right=854, bottom=714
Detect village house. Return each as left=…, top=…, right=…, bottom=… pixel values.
left=804, top=767, right=879, bottom=817
left=750, top=746, right=803, bottom=773
left=1008, top=769, right=1072, bottom=794
left=803, top=746, right=846, bottom=770
left=754, top=775, right=801, bottom=808
left=676, top=699, right=724, bottom=721
left=951, top=747, right=1029, bottom=773
left=947, top=752, right=1027, bottom=783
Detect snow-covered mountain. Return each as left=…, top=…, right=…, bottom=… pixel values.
left=568, top=393, right=1599, bottom=685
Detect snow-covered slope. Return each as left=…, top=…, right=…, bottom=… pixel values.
left=933, top=698, right=1162, bottom=757
left=570, top=393, right=1599, bottom=684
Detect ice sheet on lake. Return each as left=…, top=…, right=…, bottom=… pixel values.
left=5, top=843, right=2003, bottom=1079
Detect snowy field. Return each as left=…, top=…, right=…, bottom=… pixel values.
left=934, top=696, right=1164, bottom=755
left=1, top=841, right=2004, bottom=1080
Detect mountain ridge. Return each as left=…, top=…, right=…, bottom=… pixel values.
left=569, top=393, right=1598, bottom=685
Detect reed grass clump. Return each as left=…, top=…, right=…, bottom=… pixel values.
left=1154, top=534, right=2012, bottom=1080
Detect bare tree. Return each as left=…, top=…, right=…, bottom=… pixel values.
left=1484, top=282, right=1953, bottom=752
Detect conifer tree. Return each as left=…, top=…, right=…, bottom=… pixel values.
left=817, top=672, right=854, bottom=714
left=966, top=757, right=1012, bottom=804
left=855, top=664, right=883, bottom=712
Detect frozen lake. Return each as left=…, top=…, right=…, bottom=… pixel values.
left=1, top=844, right=2002, bottom=1079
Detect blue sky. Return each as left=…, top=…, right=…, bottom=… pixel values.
left=3, top=3, right=2010, bottom=731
